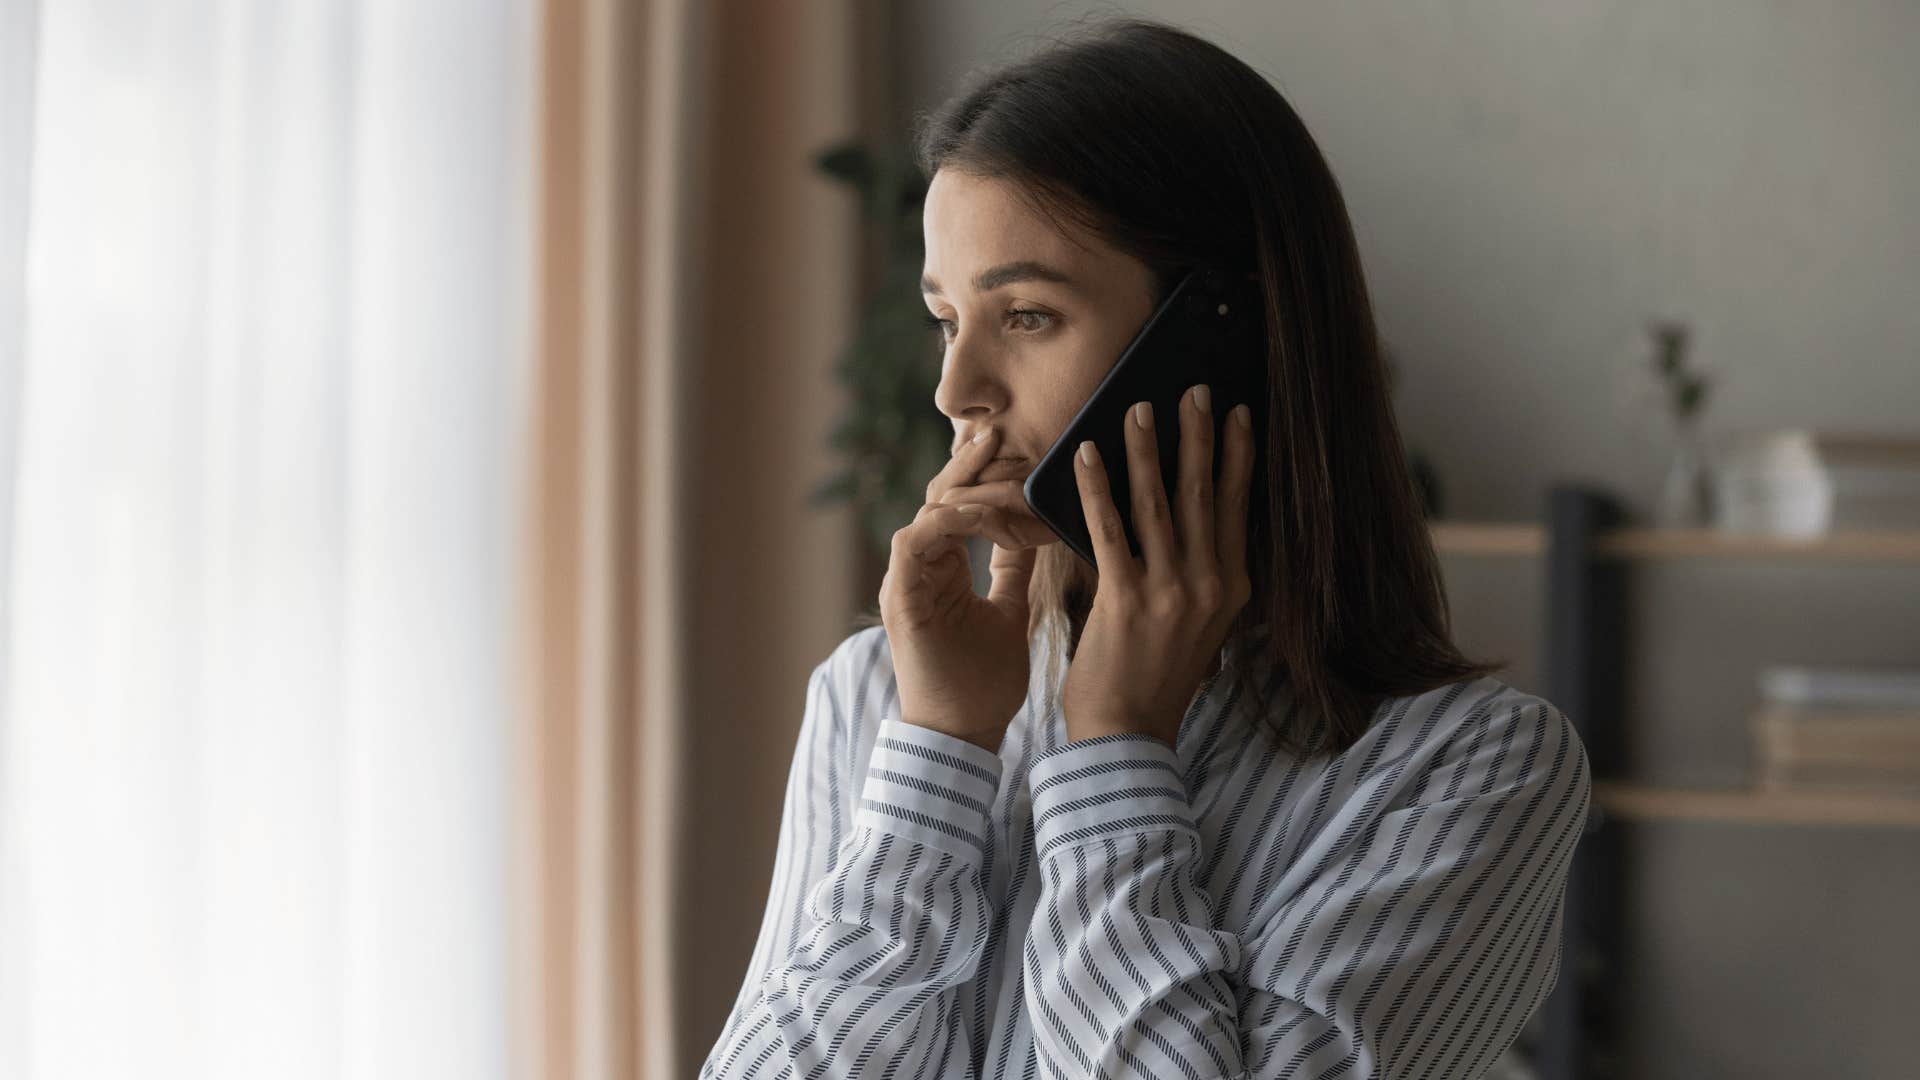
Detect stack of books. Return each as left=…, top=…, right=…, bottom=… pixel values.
left=1815, top=433, right=1920, bottom=530
left=1751, top=666, right=1920, bottom=794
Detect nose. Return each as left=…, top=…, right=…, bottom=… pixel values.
left=932, top=330, right=1009, bottom=428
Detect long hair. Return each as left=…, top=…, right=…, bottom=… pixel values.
left=876, top=16, right=1505, bottom=756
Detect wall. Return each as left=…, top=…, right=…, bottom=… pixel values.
left=894, top=3, right=1920, bottom=1076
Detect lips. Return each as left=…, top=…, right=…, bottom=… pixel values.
left=976, top=456, right=1031, bottom=483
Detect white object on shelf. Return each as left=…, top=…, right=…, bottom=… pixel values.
left=1758, top=665, right=1920, bottom=708
left=1711, top=428, right=1833, bottom=537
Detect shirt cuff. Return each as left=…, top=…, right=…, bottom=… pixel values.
left=855, top=717, right=1005, bottom=863
left=1027, top=733, right=1197, bottom=863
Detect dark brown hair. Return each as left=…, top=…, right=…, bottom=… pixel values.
left=875, top=15, right=1505, bottom=756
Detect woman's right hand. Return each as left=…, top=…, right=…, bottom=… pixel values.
left=880, top=427, right=1050, bottom=753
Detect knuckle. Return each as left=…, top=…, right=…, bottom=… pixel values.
left=1137, top=488, right=1166, bottom=519
left=1148, top=582, right=1188, bottom=619
left=1228, top=576, right=1253, bottom=610
left=1095, top=513, right=1127, bottom=546
left=1192, top=574, right=1224, bottom=609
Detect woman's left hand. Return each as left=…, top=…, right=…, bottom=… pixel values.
left=1060, top=383, right=1256, bottom=747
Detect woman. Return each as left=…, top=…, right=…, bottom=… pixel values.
left=702, top=17, right=1590, bottom=1080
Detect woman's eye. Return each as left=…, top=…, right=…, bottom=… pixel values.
left=920, top=309, right=1055, bottom=343
left=1006, top=308, right=1055, bottom=333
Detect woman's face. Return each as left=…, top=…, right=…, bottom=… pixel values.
left=920, top=168, right=1159, bottom=538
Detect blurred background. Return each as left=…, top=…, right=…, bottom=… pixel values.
left=2, top=1, right=1916, bottom=1078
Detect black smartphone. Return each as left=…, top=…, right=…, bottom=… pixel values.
left=1021, top=265, right=1266, bottom=568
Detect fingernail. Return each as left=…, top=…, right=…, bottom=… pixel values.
left=1192, top=384, right=1210, bottom=412
left=972, top=429, right=991, bottom=444
left=1079, top=440, right=1098, bottom=466
left=1134, top=401, right=1152, bottom=430
left=956, top=503, right=985, bottom=516
left=1234, top=404, right=1251, bottom=429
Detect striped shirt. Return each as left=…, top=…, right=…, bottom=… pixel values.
left=701, top=623, right=1591, bottom=1079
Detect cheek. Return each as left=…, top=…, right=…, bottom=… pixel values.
left=1027, top=392, right=1087, bottom=454
left=1029, top=349, right=1114, bottom=442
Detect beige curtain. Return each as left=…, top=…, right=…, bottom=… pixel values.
left=511, top=1, right=892, bottom=1077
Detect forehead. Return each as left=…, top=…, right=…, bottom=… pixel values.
left=921, top=170, right=1091, bottom=280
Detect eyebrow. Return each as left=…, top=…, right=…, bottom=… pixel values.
left=920, top=259, right=1076, bottom=297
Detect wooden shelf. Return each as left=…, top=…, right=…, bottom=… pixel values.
left=1592, top=781, right=1920, bottom=828
left=1429, top=521, right=1920, bottom=564
left=1427, top=521, right=1546, bottom=556
left=1595, top=527, right=1920, bottom=562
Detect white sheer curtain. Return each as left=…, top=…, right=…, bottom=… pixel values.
left=0, top=1, right=535, bottom=1077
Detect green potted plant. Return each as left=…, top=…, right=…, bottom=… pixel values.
left=806, top=139, right=951, bottom=559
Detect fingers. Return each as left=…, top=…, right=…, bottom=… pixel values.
left=1124, top=400, right=1177, bottom=574
left=928, top=478, right=1057, bottom=548
left=1216, top=403, right=1254, bottom=589
left=897, top=502, right=986, bottom=557
left=986, top=540, right=1037, bottom=612
left=920, top=426, right=1057, bottom=548
left=1073, top=439, right=1137, bottom=582
left=888, top=502, right=988, bottom=597
left=926, top=426, right=999, bottom=506
left=909, top=499, right=1034, bottom=552
left=1178, top=384, right=1216, bottom=565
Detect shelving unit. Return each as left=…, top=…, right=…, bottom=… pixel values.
left=1589, top=781, right=1920, bottom=829
left=1427, top=490, right=1920, bottom=1079
left=1430, top=520, right=1920, bottom=564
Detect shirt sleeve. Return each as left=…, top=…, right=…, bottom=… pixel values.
left=699, top=649, right=1006, bottom=1080
left=1021, top=731, right=1248, bottom=1078
left=1237, top=697, right=1591, bottom=1079
left=1020, top=700, right=1591, bottom=1080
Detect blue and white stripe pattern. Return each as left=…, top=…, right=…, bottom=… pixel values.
left=701, top=624, right=1591, bottom=1079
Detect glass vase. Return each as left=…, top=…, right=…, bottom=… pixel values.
left=1655, top=417, right=1714, bottom=528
